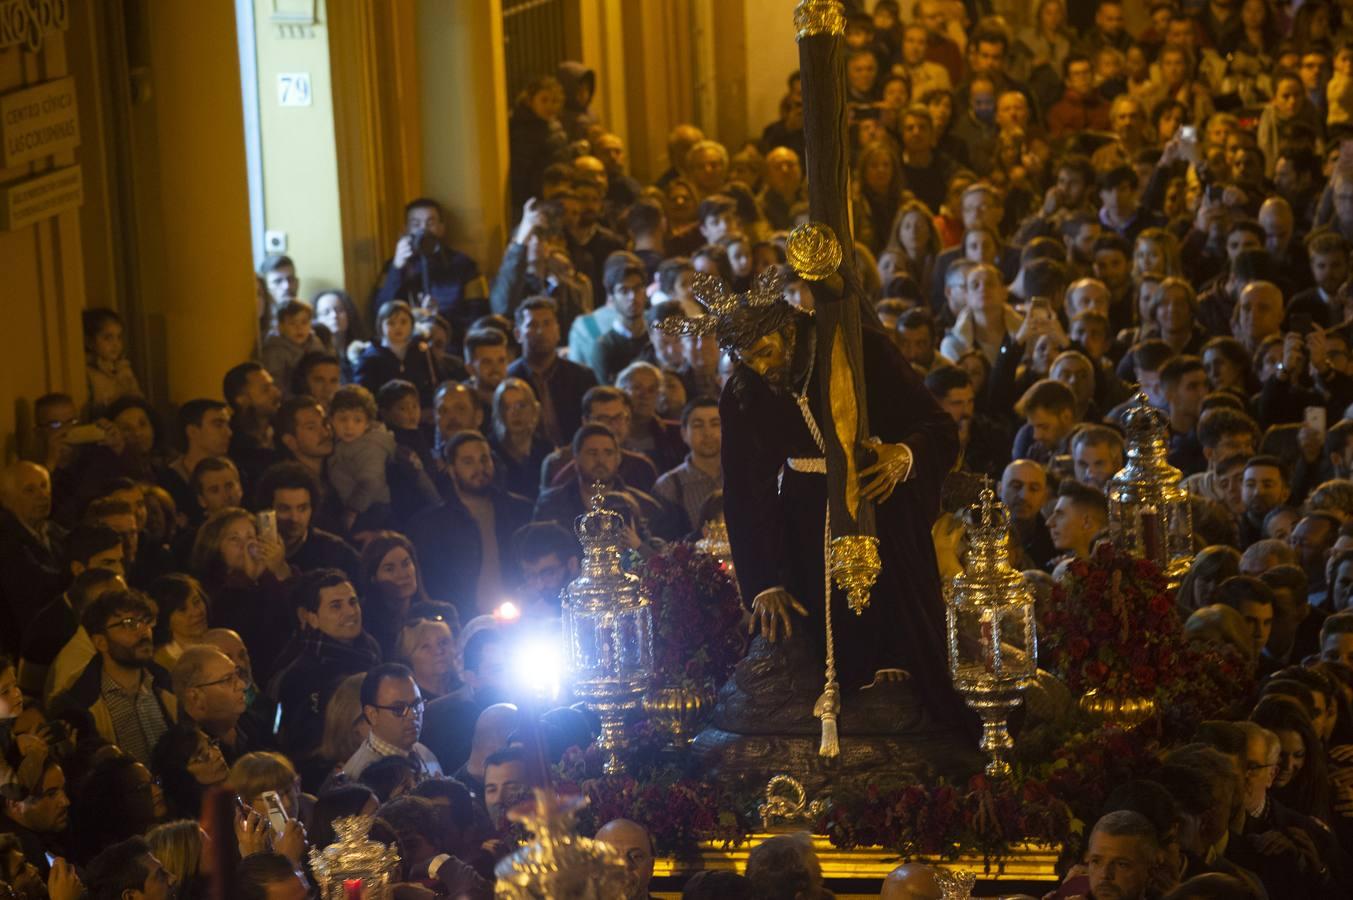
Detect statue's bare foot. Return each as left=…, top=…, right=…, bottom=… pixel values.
left=862, top=668, right=910, bottom=689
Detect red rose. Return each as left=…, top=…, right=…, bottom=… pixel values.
left=1069, top=637, right=1091, bottom=660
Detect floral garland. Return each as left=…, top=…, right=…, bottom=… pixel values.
left=637, top=542, right=745, bottom=690
left=548, top=543, right=1250, bottom=862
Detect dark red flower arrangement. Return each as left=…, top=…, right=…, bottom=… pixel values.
left=637, top=542, right=745, bottom=690
left=543, top=543, right=1249, bottom=861
left=1038, top=542, right=1179, bottom=698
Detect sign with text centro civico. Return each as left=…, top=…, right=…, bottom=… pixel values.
left=0, top=0, right=69, bottom=53
left=1, top=76, right=79, bottom=167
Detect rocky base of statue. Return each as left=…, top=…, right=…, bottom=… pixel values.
left=691, top=635, right=985, bottom=797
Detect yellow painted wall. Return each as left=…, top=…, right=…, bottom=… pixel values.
left=140, top=1, right=256, bottom=404
left=416, top=0, right=510, bottom=270
left=1, top=0, right=255, bottom=464
left=253, top=0, right=346, bottom=298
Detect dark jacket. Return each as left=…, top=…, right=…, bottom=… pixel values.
left=271, top=629, right=382, bottom=758
left=288, top=527, right=361, bottom=581
left=589, top=328, right=651, bottom=385
left=372, top=246, right=483, bottom=340
left=508, top=101, right=569, bottom=212
left=488, top=432, right=554, bottom=502
left=506, top=355, right=598, bottom=447
left=489, top=242, right=592, bottom=338
left=49, top=653, right=178, bottom=750
left=532, top=478, right=670, bottom=540
left=355, top=340, right=444, bottom=409
left=206, top=569, right=297, bottom=686
left=405, top=490, right=534, bottom=617
left=0, top=510, right=67, bottom=656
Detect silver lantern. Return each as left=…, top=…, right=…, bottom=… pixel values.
left=1107, top=394, right=1194, bottom=587
left=308, top=815, right=401, bottom=900
left=945, top=483, right=1038, bottom=777
left=561, top=484, right=655, bottom=774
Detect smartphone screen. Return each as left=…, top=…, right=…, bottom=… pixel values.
left=261, top=790, right=288, bottom=833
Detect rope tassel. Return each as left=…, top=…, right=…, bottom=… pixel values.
left=814, top=681, right=841, bottom=758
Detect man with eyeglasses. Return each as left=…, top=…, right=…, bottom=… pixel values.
left=50, top=589, right=176, bottom=765
left=172, top=645, right=257, bottom=764
left=31, top=392, right=126, bottom=528
left=342, top=662, right=442, bottom=781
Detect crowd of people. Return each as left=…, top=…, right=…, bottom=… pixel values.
left=14, top=0, right=1353, bottom=897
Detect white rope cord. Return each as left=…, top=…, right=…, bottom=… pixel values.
left=792, top=386, right=840, bottom=757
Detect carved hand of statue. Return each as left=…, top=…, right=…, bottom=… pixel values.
left=748, top=588, right=808, bottom=643
left=859, top=438, right=913, bottom=504
left=865, top=668, right=911, bottom=687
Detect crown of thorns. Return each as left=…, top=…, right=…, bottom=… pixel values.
left=653, top=268, right=794, bottom=350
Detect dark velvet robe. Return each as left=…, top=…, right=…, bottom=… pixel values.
left=722, top=326, right=966, bottom=724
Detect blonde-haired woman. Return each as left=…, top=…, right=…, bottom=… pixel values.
left=146, top=820, right=207, bottom=900
left=1132, top=228, right=1182, bottom=283
left=396, top=617, right=464, bottom=702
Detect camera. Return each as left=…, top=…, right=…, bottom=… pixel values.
left=408, top=227, right=441, bottom=259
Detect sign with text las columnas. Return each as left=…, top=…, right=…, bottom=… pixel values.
left=1, top=76, right=79, bottom=167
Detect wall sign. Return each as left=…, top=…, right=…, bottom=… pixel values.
left=0, top=163, right=82, bottom=231
left=1, top=75, right=79, bottom=167
left=277, top=72, right=312, bottom=107
left=0, top=0, right=69, bottom=53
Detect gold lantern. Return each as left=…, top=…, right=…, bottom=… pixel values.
left=561, top=485, right=655, bottom=774
left=1107, top=394, right=1194, bottom=587
left=945, top=484, right=1038, bottom=778
left=308, top=816, right=401, bottom=900
left=494, top=789, right=632, bottom=899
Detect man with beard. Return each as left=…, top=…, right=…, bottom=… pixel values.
left=705, top=269, right=967, bottom=733
left=1240, top=456, right=1292, bottom=546
left=172, top=645, right=262, bottom=764
left=223, top=362, right=283, bottom=496
left=1001, top=459, right=1056, bottom=570
left=1071, top=426, right=1124, bottom=492
left=533, top=424, right=667, bottom=540
left=50, top=589, right=175, bottom=765
left=1083, top=810, right=1162, bottom=900
left=255, top=463, right=359, bottom=581
left=482, top=746, right=532, bottom=831
left=272, top=570, right=381, bottom=758
left=511, top=523, right=580, bottom=617
left=924, top=366, right=1008, bottom=478
left=407, top=432, right=532, bottom=618
left=0, top=753, right=72, bottom=878
left=342, top=663, right=442, bottom=781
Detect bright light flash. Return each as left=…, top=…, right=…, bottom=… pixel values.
left=515, top=637, right=563, bottom=700
left=495, top=600, right=522, bottom=622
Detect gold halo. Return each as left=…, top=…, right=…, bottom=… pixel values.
left=786, top=223, right=842, bottom=282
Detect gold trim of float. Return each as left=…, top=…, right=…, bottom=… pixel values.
left=653, top=834, right=1058, bottom=880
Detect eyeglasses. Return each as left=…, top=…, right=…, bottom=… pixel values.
left=1244, top=761, right=1277, bottom=773
left=369, top=698, right=425, bottom=718
left=38, top=416, right=79, bottom=431
left=131, top=776, right=163, bottom=795
left=106, top=615, right=155, bottom=632
left=193, top=668, right=247, bottom=690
